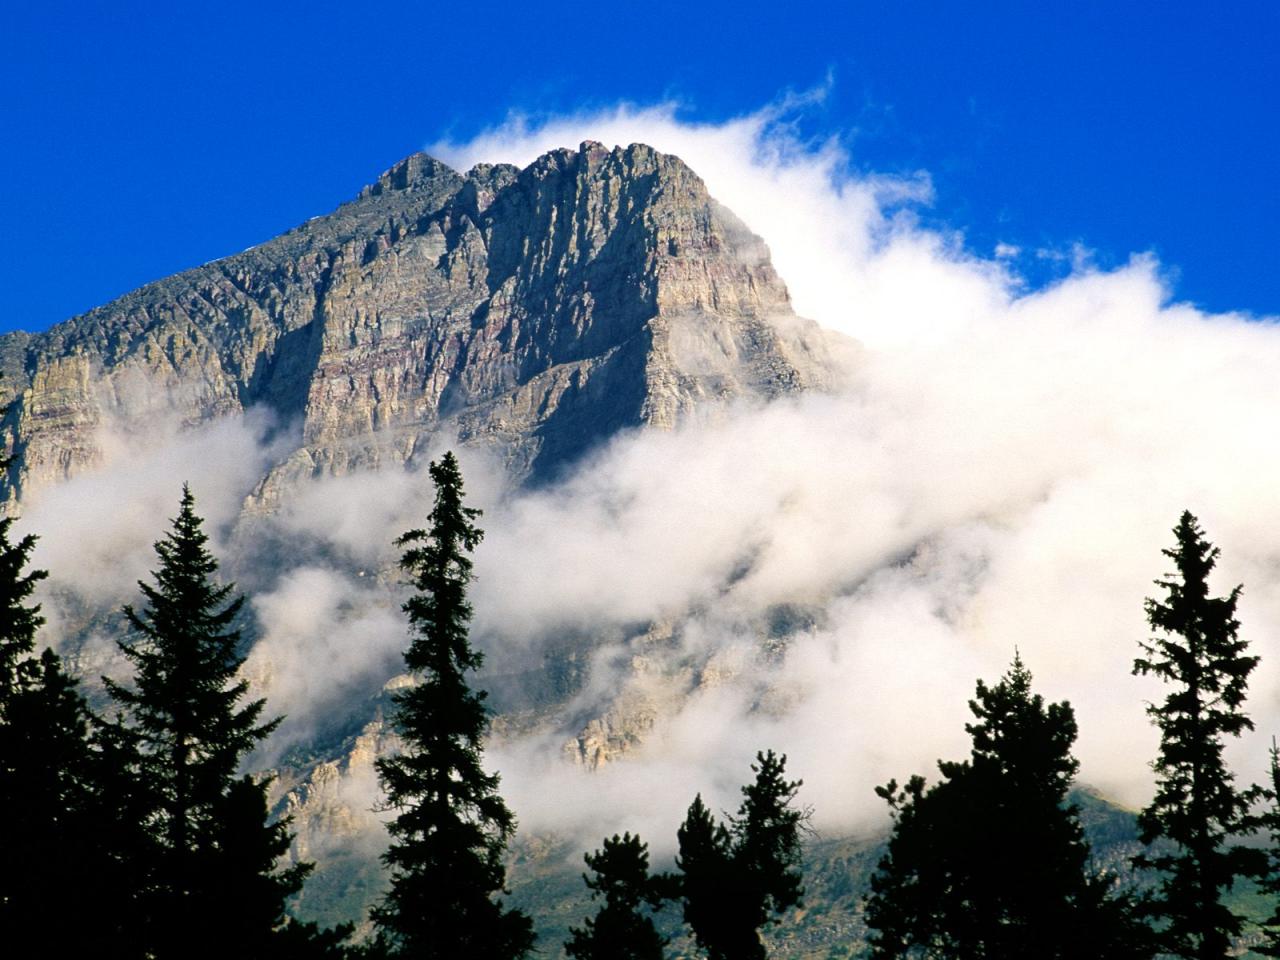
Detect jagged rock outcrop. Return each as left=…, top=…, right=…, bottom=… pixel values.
left=1, top=143, right=849, bottom=935
left=1, top=141, right=838, bottom=505
left=279, top=717, right=393, bottom=863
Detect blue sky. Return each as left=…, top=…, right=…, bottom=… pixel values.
left=2, top=0, right=1276, bottom=333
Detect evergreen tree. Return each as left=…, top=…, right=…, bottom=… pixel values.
left=0, top=514, right=46, bottom=696
left=1258, top=739, right=1280, bottom=957
left=0, top=512, right=155, bottom=954
left=0, top=516, right=109, bottom=950
left=676, top=793, right=737, bottom=957
left=370, top=451, right=534, bottom=959
left=0, top=378, right=151, bottom=954
left=105, top=485, right=320, bottom=959
left=1132, top=511, right=1265, bottom=959
left=92, top=700, right=160, bottom=956
left=566, top=832, right=668, bottom=960
left=200, top=775, right=352, bottom=956
left=676, top=750, right=805, bottom=960
left=734, top=750, right=806, bottom=931
left=865, top=654, right=1151, bottom=959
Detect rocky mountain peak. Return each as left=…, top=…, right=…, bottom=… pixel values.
left=359, top=152, right=460, bottom=199
left=1, top=142, right=841, bottom=505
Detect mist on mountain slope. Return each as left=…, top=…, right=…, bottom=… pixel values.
left=17, top=100, right=1280, bottom=854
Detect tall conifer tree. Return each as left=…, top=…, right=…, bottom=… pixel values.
left=0, top=517, right=44, bottom=693
left=106, top=486, right=316, bottom=958
left=0, top=511, right=149, bottom=953
left=865, top=654, right=1151, bottom=959
left=0, top=379, right=147, bottom=953
left=370, top=451, right=534, bottom=959
left=0, top=519, right=92, bottom=941
left=1132, top=511, right=1264, bottom=959
left=676, top=750, right=805, bottom=960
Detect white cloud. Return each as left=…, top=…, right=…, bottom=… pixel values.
left=17, top=95, right=1280, bottom=856
left=244, top=566, right=407, bottom=763
left=21, top=407, right=285, bottom=627
left=429, top=99, right=1280, bottom=837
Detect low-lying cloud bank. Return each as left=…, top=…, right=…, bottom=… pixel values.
left=18, top=97, right=1280, bottom=853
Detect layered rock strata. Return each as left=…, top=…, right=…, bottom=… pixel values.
left=1, top=141, right=836, bottom=504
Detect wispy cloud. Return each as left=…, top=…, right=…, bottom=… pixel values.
left=17, top=96, right=1280, bottom=855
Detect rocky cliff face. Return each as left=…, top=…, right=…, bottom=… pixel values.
left=2, top=143, right=847, bottom=939
left=0, top=141, right=836, bottom=505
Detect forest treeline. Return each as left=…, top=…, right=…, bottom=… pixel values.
left=3, top=452, right=1280, bottom=959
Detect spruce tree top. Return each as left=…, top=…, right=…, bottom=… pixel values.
left=866, top=654, right=1148, bottom=959
left=371, top=452, right=534, bottom=959
left=1131, top=511, right=1263, bottom=959
left=961, top=651, right=1079, bottom=802
left=1136, top=511, right=1256, bottom=729
left=0, top=373, right=43, bottom=699
left=396, top=451, right=484, bottom=679
left=1134, top=510, right=1257, bottom=840
left=106, top=485, right=275, bottom=832
left=675, top=752, right=805, bottom=960
left=566, top=833, right=667, bottom=960
left=1259, top=739, right=1280, bottom=957
left=732, top=749, right=805, bottom=921
left=105, top=486, right=328, bottom=957
left=0, top=516, right=47, bottom=704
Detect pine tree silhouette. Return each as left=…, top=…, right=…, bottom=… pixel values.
left=0, top=515, right=106, bottom=948
left=370, top=451, right=534, bottom=959
left=1132, top=511, right=1266, bottom=959
left=676, top=751, right=805, bottom=959
left=566, top=832, right=668, bottom=960
left=0, top=515, right=46, bottom=693
left=676, top=792, right=737, bottom=957
left=0, top=512, right=153, bottom=953
left=105, top=485, right=326, bottom=958
left=866, top=654, right=1152, bottom=959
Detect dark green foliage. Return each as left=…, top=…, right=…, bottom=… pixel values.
left=0, top=517, right=132, bottom=952
left=0, top=647, right=117, bottom=950
left=0, top=515, right=46, bottom=693
left=566, top=832, right=668, bottom=960
left=199, top=776, right=352, bottom=955
left=736, top=750, right=807, bottom=924
left=1255, top=739, right=1280, bottom=956
left=676, top=750, right=805, bottom=960
left=865, top=654, right=1152, bottom=959
left=370, top=451, right=534, bottom=959
left=1132, top=511, right=1265, bottom=959
left=92, top=707, right=162, bottom=954
left=106, top=486, right=328, bottom=958
left=677, top=793, right=737, bottom=957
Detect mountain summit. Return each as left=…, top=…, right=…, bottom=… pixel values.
left=0, top=141, right=837, bottom=502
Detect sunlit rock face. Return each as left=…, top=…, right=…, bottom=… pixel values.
left=0, top=141, right=837, bottom=506
left=0, top=144, right=851, bottom=941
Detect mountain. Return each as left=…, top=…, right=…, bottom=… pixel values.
left=0, top=142, right=855, bottom=948
left=4, top=141, right=1266, bottom=959
left=0, top=141, right=838, bottom=505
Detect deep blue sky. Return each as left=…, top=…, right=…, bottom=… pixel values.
left=2, top=1, right=1276, bottom=333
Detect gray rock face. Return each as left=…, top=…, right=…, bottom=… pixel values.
left=0, top=141, right=837, bottom=503
left=0, top=143, right=851, bottom=935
